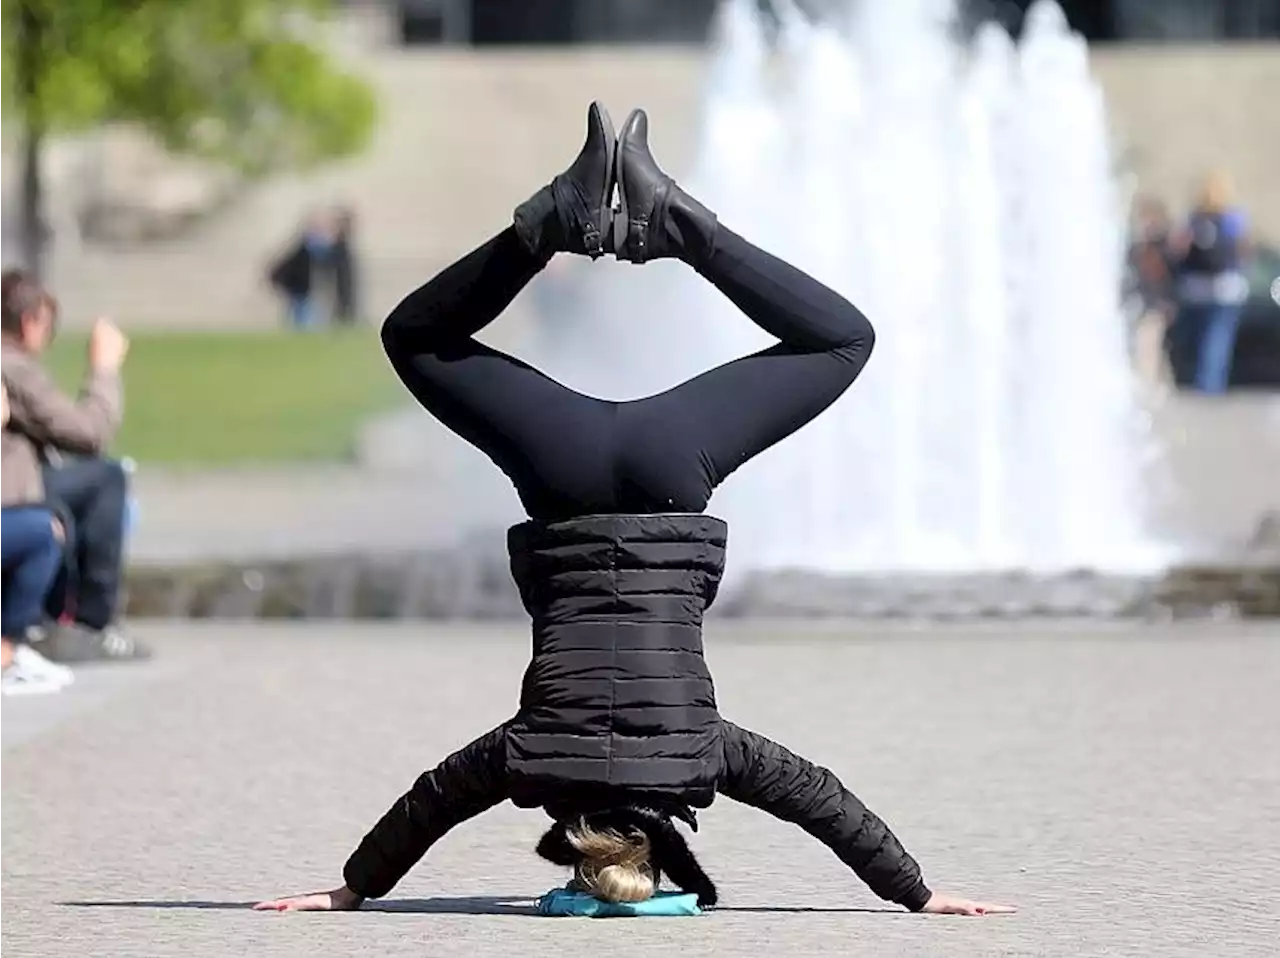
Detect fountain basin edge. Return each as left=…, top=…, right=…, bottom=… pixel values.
left=120, top=552, right=1280, bottom=622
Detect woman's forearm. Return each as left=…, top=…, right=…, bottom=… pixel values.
left=342, top=724, right=512, bottom=899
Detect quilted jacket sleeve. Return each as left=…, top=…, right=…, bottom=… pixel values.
left=719, top=720, right=931, bottom=911
left=343, top=723, right=511, bottom=899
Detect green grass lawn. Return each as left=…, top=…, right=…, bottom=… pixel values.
left=44, top=328, right=404, bottom=468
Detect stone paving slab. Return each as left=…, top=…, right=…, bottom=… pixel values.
left=3, top=621, right=1279, bottom=958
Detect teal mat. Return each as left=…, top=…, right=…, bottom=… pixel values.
left=537, top=886, right=702, bottom=917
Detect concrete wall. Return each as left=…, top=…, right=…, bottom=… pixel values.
left=1092, top=44, right=1280, bottom=235
left=19, top=40, right=1280, bottom=328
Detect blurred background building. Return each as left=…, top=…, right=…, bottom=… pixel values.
left=388, top=0, right=1280, bottom=44
left=1, top=0, right=1277, bottom=617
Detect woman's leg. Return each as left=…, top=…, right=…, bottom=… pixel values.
left=611, top=110, right=874, bottom=498
left=381, top=228, right=612, bottom=518
left=287, top=294, right=313, bottom=329
left=1, top=507, right=63, bottom=636
left=0, top=508, right=73, bottom=692
left=1194, top=303, right=1241, bottom=394
left=627, top=227, right=875, bottom=494
left=383, top=104, right=632, bottom=519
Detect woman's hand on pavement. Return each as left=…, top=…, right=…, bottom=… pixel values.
left=254, top=886, right=363, bottom=912
left=920, top=892, right=1017, bottom=916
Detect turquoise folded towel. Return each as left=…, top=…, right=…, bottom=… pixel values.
left=537, top=886, right=702, bottom=917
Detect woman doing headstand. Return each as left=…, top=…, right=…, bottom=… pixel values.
left=259, top=103, right=1013, bottom=917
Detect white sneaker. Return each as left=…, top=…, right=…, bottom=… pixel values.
left=12, top=644, right=75, bottom=687
left=2, top=660, right=66, bottom=696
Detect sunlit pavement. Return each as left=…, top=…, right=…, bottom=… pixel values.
left=3, top=621, right=1277, bottom=958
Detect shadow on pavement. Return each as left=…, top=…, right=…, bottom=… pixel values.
left=716, top=905, right=902, bottom=914
left=60, top=897, right=902, bottom=916
left=59, top=896, right=538, bottom=915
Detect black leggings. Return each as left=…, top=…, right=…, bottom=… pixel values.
left=381, top=226, right=875, bottom=521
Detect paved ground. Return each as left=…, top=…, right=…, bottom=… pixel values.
left=3, top=621, right=1278, bottom=957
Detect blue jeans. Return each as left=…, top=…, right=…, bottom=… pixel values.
left=288, top=295, right=317, bottom=329
left=1190, top=303, right=1243, bottom=394
left=1, top=506, right=63, bottom=636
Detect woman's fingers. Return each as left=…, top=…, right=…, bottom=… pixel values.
left=253, top=893, right=332, bottom=912
left=961, top=900, right=1017, bottom=916
left=922, top=893, right=1017, bottom=916
left=977, top=903, right=1018, bottom=915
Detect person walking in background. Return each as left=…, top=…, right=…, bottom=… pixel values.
left=332, top=206, right=361, bottom=325
left=268, top=211, right=337, bottom=329
left=1127, top=195, right=1176, bottom=395
left=1174, top=171, right=1253, bottom=394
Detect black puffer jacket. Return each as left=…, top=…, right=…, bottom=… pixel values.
left=506, top=513, right=726, bottom=806
left=343, top=515, right=930, bottom=912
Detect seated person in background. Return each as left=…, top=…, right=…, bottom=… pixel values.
left=1, top=381, right=74, bottom=694
left=0, top=511, right=70, bottom=695
left=41, top=443, right=149, bottom=662
left=0, top=269, right=147, bottom=662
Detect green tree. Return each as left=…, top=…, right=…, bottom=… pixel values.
left=2, top=0, right=378, bottom=278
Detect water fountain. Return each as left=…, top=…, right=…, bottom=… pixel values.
left=531, top=0, right=1171, bottom=579
left=115, top=2, right=1280, bottom=624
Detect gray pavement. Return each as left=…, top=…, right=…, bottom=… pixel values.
left=3, top=621, right=1279, bottom=957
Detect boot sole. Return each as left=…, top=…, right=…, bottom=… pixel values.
left=596, top=105, right=618, bottom=253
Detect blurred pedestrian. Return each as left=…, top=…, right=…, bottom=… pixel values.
left=332, top=206, right=361, bottom=325
left=1174, top=171, right=1252, bottom=394
left=268, top=211, right=337, bottom=329
left=1127, top=195, right=1176, bottom=394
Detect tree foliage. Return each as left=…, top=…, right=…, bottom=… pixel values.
left=1, top=0, right=378, bottom=173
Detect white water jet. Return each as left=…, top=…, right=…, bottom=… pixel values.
left=529, top=0, right=1170, bottom=574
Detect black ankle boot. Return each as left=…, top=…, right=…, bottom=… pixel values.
left=613, top=109, right=718, bottom=266
left=514, top=101, right=617, bottom=260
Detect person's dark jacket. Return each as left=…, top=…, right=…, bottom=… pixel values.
left=1180, top=209, right=1245, bottom=276
left=507, top=514, right=726, bottom=806
left=268, top=240, right=312, bottom=299
left=342, top=514, right=930, bottom=911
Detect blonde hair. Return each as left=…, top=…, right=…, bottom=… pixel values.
left=566, top=820, right=655, bottom=903
left=1198, top=170, right=1235, bottom=214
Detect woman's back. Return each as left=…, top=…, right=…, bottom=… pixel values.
left=505, top=513, right=728, bottom=809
